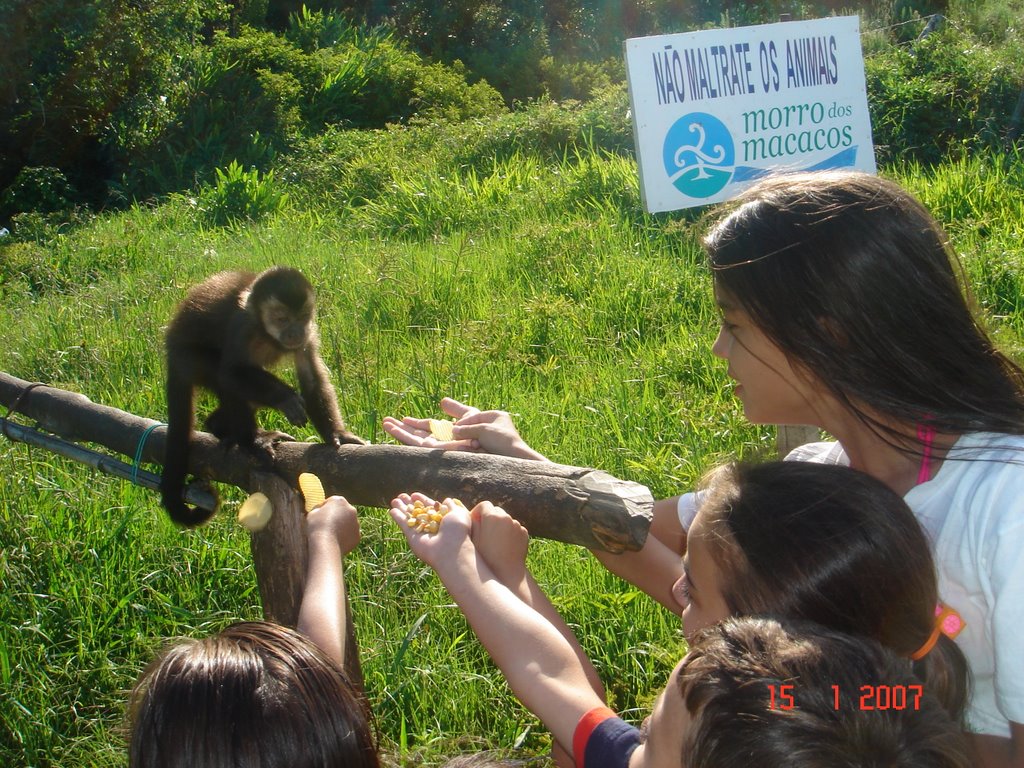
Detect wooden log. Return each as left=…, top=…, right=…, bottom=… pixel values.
left=0, top=372, right=652, bottom=552
left=250, top=472, right=363, bottom=689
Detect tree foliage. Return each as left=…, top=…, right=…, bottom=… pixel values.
left=0, top=1, right=505, bottom=220
left=1, top=0, right=1019, bottom=225
left=0, top=0, right=228, bottom=205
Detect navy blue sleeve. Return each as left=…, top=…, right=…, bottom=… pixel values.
left=583, top=715, right=642, bottom=768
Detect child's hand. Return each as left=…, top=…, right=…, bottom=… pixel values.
left=468, top=501, right=529, bottom=586
left=383, top=397, right=545, bottom=460
left=389, top=492, right=472, bottom=570
left=306, top=495, right=360, bottom=556
left=382, top=398, right=480, bottom=451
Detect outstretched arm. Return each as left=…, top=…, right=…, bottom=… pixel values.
left=592, top=495, right=688, bottom=614
left=391, top=499, right=604, bottom=754
left=463, top=498, right=607, bottom=705
left=297, top=496, right=361, bottom=668
left=385, top=400, right=691, bottom=612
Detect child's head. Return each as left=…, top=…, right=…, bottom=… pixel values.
left=128, top=621, right=379, bottom=768
left=671, top=616, right=972, bottom=768
left=672, top=461, right=968, bottom=719
left=703, top=170, right=1024, bottom=438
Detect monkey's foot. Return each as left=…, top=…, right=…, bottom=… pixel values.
left=258, top=429, right=297, bottom=443
left=247, top=435, right=285, bottom=467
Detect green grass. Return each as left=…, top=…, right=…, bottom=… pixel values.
left=2, top=111, right=1023, bottom=767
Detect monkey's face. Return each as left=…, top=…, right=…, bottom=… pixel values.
left=261, top=298, right=314, bottom=350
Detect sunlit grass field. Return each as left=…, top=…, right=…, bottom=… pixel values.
left=2, top=120, right=1023, bottom=767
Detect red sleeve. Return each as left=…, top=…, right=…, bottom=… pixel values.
left=573, top=706, right=618, bottom=768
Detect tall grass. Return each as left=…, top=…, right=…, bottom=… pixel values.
left=2, top=112, right=1023, bottom=767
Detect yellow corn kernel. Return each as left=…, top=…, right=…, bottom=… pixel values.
left=401, top=496, right=468, bottom=534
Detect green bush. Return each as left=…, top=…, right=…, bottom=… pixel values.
left=951, top=0, right=1024, bottom=45
left=439, top=90, right=632, bottom=170
left=0, top=167, right=76, bottom=216
left=117, top=36, right=297, bottom=200
left=5, top=0, right=1021, bottom=220
left=195, top=160, right=290, bottom=225
left=118, top=18, right=504, bottom=203
left=281, top=88, right=631, bottom=216
left=866, top=23, right=1023, bottom=165
left=409, top=61, right=507, bottom=123
left=537, top=56, right=621, bottom=102
left=2, top=2, right=512, bottom=217
left=0, top=0, right=229, bottom=217
left=285, top=4, right=390, bottom=51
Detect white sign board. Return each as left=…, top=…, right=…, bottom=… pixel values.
left=625, top=16, right=876, bottom=212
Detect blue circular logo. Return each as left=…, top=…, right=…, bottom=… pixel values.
left=663, top=113, right=734, bottom=198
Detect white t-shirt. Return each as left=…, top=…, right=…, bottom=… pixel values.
left=676, top=434, right=1024, bottom=737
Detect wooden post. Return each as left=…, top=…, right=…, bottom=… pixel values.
left=777, top=425, right=821, bottom=458
left=250, top=472, right=363, bottom=689
left=249, top=472, right=308, bottom=626
left=1007, top=85, right=1024, bottom=145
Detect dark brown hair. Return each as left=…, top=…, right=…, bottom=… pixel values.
left=697, top=461, right=969, bottom=721
left=704, top=171, right=1024, bottom=447
left=679, top=616, right=973, bottom=768
left=128, top=621, right=379, bottom=768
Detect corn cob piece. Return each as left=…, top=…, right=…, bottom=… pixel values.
left=298, top=472, right=326, bottom=512
left=238, top=492, right=273, bottom=532
left=429, top=419, right=455, bottom=442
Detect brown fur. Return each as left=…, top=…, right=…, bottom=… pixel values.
left=160, top=266, right=364, bottom=526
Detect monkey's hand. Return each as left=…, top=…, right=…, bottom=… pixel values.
left=278, top=393, right=308, bottom=427
left=332, top=429, right=367, bottom=447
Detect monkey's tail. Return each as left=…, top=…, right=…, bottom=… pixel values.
left=160, top=371, right=217, bottom=527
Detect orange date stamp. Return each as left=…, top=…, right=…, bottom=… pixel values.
left=768, top=683, right=925, bottom=711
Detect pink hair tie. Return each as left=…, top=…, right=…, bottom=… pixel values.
left=916, top=423, right=936, bottom=485
left=910, top=602, right=966, bottom=661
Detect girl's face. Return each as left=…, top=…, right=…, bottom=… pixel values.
left=711, top=287, right=822, bottom=426
left=671, top=509, right=731, bottom=641
left=628, top=659, right=692, bottom=768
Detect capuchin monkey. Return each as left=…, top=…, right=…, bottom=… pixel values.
left=160, top=266, right=364, bottom=527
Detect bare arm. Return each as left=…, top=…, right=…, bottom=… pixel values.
left=391, top=500, right=604, bottom=754
left=969, top=724, right=1024, bottom=768
left=592, top=495, right=688, bottom=614
left=297, top=496, right=360, bottom=668
left=385, top=399, right=690, bottom=612
left=518, top=571, right=606, bottom=701
left=464, top=498, right=606, bottom=703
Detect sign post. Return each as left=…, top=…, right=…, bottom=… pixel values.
left=625, top=16, right=875, bottom=213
